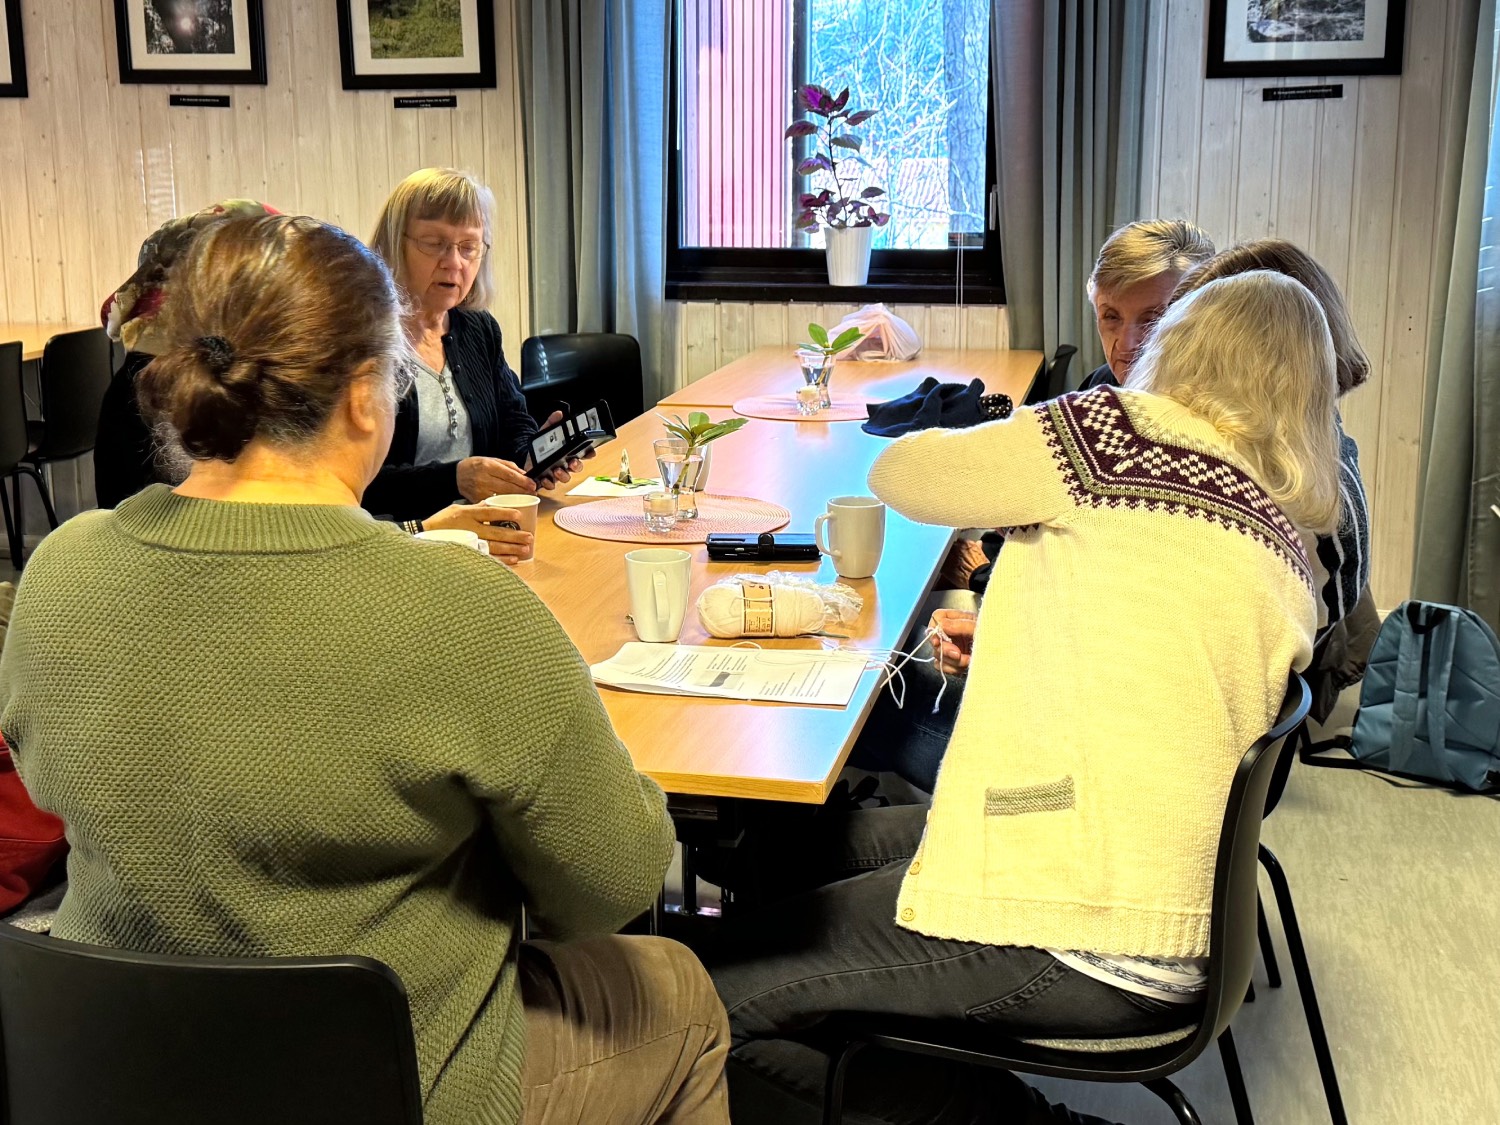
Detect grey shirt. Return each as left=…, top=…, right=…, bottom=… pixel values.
left=412, top=358, right=474, bottom=466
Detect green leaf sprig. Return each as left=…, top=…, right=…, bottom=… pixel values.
left=800, top=321, right=864, bottom=358
left=657, top=410, right=749, bottom=450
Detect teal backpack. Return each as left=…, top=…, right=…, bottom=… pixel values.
left=1311, top=602, right=1500, bottom=792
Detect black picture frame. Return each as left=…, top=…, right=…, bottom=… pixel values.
left=112, top=0, right=267, bottom=85
left=337, top=0, right=496, bottom=91
left=1207, top=0, right=1406, bottom=79
left=0, top=0, right=27, bottom=98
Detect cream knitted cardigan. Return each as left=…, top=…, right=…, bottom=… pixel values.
left=868, top=387, right=1316, bottom=958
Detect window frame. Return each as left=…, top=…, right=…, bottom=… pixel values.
left=663, top=1, right=1005, bottom=305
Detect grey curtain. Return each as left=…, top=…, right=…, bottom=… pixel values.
left=1414, top=0, right=1499, bottom=629
left=991, top=0, right=1150, bottom=385
left=516, top=0, right=672, bottom=404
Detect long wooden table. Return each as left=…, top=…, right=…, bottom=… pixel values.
left=0, top=322, right=99, bottom=362
left=658, top=345, right=1043, bottom=410
left=514, top=354, right=1018, bottom=804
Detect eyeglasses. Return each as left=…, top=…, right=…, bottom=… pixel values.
left=403, top=233, right=488, bottom=262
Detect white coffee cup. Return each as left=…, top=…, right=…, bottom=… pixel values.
left=483, top=494, right=542, bottom=561
left=415, top=529, right=483, bottom=552
left=625, top=548, right=693, bottom=642
left=814, top=495, right=886, bottom=579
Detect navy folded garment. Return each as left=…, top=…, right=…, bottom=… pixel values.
left=862, top=376, right=991, bottom=437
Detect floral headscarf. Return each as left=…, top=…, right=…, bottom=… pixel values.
left=101, top=199, right=279, bottom=356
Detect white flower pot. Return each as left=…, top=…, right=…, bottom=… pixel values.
left=824, top=224, right=873, bottom=286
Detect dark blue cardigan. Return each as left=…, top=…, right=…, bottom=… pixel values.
left=362, top=308, right=537, bottom=521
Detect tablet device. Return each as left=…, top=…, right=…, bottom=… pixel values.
left=526, top=400, right=617, bottom=481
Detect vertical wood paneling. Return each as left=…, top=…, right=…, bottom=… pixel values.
left=1154, top=0, right=1205, bottom=218
left=1371, top=0, right=1455, bottom=604
left=0, top=0, right=530, bottom=346
left=1140, top=0, right=1471, bottom=611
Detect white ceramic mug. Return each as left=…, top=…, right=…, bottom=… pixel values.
left=624, top=548, right=693, bottom=642
left=814, top=495, right=886, bottom=579
left=415, top=529, right=483, bottom=552
left=483, top=494, right=542, bottom=561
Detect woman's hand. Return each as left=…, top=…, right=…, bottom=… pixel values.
left=533, top=410, right=598, bottom=491
left=456, top=456, right=535, bottom=502
left=937, top=539, right=989, bottom=590
left=422, top=503, right=534, bottom=565
left=928, top=608, right=978, bottom=676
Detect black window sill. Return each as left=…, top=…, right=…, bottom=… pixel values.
left=666, top=268, right=1004, bottom=305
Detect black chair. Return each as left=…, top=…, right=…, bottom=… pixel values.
left=0, top=342, right=29, bottom=566
left=0, top=924, right=424, bottom=1125
left=14, top=327, right=113, bottom=535
left=1024, top=344, right=1079, bottom=405
left=1252, top=696, right=1348, bottom=1125
left=519, top=332, right=645, bottom=426
left=821, top=673, right=1312, bottom=1125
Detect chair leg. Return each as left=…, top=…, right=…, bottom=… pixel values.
left=0, top=476, right=20, bottom=567
left=822, top=1040, right=866, bottom=1125
left=1219, top=1026, right=1255, bottom=1125
left=1142, top=1078, right=1202, bottom=1125
left=1257, top=891, right=1282, bottom=988
left=17, top=465, right=58, bottom=529
left=1260, top=845, right=1348, bottom=1125
left=681, top=843, right=699, bottom=916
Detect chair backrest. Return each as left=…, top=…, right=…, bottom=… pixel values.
left=1023, top=344, right=1079, bottom=405
left=0, top=343, right=26, bottom=472
left=1195, top=672, right=1311, bottom=1046
left=519, top=333, right=645, bottom=424
left=35, top=328, right=113, bottom=461
left=0, top=925, right=424, bottom=1125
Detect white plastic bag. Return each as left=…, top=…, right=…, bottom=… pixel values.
left=830, top=302, right=922, bottom=362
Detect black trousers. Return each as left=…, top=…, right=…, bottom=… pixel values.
left=700, top=805, right=1188, bottom=1125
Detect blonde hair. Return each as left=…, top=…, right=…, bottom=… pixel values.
left=1088, top=219, right=1215, bottom=296
left=1130, top=270, right=1342, bottom=535
left=1172, top=239, right=1370, bottom=395
left=368, top=167, right=496, bottom=312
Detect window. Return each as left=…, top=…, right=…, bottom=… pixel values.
left=666, top=0, right=1002, bottom=302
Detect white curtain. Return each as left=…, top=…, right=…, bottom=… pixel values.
left=991, top=0, right=1151, bottom=388
left=516, top=0, right=672, bottom=403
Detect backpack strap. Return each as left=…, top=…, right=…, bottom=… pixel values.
left=1390, top=603, right=1455, bottom=784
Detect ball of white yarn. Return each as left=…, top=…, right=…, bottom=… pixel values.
left=697, top=577, right=831, bottom=638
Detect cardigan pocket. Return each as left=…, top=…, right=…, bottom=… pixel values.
left=983, top=776, right=1078, bottom=899
left=983, top=777, right=1075, bottom=816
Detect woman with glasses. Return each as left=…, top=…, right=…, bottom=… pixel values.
left=364, top=168, right=580, bottom=561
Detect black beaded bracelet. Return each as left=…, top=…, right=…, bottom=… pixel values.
left=402, top=519, right=423, bottom=535
left=979, top=393, right=1014, bottom=421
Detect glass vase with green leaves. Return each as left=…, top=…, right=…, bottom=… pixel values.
left=795, top=322, right=864, bottom=415
left=656, top=411, right=749, bottom=518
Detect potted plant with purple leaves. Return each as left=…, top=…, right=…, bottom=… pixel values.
left=785, top=83, right=889, bottom=286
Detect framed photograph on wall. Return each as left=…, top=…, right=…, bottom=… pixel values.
left=0, top=0, right=27, bottom=98
left=1208, top=0, right=1407, bottom=78
left=112, top=0, right=267, bottom=85
left=337, top=0, right=496, bottom=90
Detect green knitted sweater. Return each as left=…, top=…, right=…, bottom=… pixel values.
left=0, top=486, right=674, bottom=1125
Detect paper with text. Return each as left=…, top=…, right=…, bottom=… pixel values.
left=591, top=643, right=868, bottom=707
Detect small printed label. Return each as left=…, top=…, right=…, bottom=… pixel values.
left=1263, top=84, right=1343, bottom=102
left=169, top=94, right=231, bottom=108
left=394, top=95, right=458, bottom=109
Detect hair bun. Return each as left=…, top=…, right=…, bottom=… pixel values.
left=196, top=335, right=236, bottom=381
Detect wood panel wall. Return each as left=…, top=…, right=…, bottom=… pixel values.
left=0, top=0, right=530, bottom=345
left=1140, top=0, right=1470, bottom=610
left=669, top=301, right=1011, bottom=387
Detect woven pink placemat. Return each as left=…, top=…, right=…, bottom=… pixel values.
left=553, top=493, right=791, bottom=544
left=732, top=393, right=870, bottom=422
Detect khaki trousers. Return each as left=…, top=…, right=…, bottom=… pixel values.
left=520, top=935, right=730, bottom=1125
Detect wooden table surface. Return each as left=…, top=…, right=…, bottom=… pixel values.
left=0, top=322, right=100, bottom=362
left=514, top=406, right=954, bottom=804
left=657, top=345, right=1044, bottom=411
